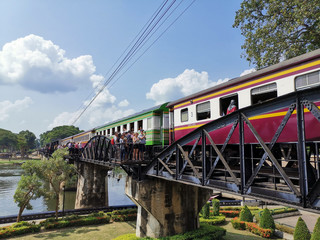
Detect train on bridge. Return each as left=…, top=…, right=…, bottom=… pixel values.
left=53, top=49, right=320, bottom=211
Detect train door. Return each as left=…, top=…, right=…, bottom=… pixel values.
left=169, top=109, right=174, bottom=144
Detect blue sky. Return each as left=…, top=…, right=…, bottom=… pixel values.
left=0, top=0, right=253, bottom=137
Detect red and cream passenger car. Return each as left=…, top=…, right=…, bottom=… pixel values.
left=167, top=49, right=320, bottom=145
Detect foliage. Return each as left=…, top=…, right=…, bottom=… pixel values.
left=311, top=217, right=320, bottom=240
left=220, top=206, right=260, bottom=211
left=111, top=208, right=137, bottom=215
left=17, top=130, right=36, bottom=157
left=13, top=173, right=44, bottom=222
left=41, top=215, right=110, bottom=229
left=113, top=234, right=140, bottom=240
left=212, top=199, right=220, bottom=216
left=202, top=202, right=210, bottom=219
left=246, top=222, right=273, bottom=238
left=0, top=128, right=17, bottom=152
left=34, top=148, right=76, bottom=219
left=0, top=221, right=40, bottom=239
left=233, top=0, right=320, bottom=69
left=231, top=217, right=246, bottom=230
left=200, top=214, right=225, bottom=225
left=294, top=217, right=311, bottom=240
left=219, top=210, right=240, bottom=218
left=40, top=125, right=82, bottom=146
left=259, top=208, right=275, bottom=230
left=276, top=223, right=295, bottom=235
left=239, top=205, right=253, bottom=222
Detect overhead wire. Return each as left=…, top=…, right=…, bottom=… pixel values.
left=72, top=0, right=196, bottom=125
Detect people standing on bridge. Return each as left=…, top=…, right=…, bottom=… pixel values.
left=126, top=131, right=133, bottom=160
left=227, top=99, right=237, bottom=114
left=132, top=132, right=139, bottom=161
left=119, top=134, right=126, bottom=161
left=138, top=130, right=146, bottom=160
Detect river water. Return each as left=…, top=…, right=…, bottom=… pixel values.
left=0, top=164, right=133, bottom=217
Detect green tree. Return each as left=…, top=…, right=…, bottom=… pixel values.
left=311, top=217, right=320, bottom=240
left=40, top=125, right=82, bottom=147
left=36, top=148, right=76, bottom=219
left=201, top=202, right=210, bottom=219
left=233, top=0, right=320, bottom=69
left=239, top=205, right=253, bottom=222
left=294, top=217, right=311, bottom=240
left=14, top=161, right=44, bottom=222
left=259, top=208, right=275, bottom=230
left=17, top=130, right=36, bottom=158
left=0, top=128, right=18, bottom=152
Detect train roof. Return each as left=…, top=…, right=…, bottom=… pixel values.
left=94, top=102, right=169, bottom=131
left=167, top=48, right=320, bottom=108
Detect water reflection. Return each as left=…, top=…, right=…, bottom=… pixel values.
left=0, top=164, right=133, bottom=217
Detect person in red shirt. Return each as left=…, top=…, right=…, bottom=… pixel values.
left=227, top=100, right=237, bottom=114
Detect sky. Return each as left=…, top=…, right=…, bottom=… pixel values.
left=0, top=0, right=253, bottom=138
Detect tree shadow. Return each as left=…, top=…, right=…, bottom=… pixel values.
left=31, top=226, right=99, bottom=239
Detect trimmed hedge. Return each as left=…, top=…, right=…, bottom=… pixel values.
left=275, top=223, right=295, bottom=235
left=212, top=199, right=220, bottom=216
left=202, top=202, right=210, bottom=219
left=231, top=217, right=246, bottom=230
left=111, top=208, right=138, bottom=222
left=0, top=221, right=40, bottom=239
left=259, top=208, right=275, bottom=230
left=220, top=206, right=260, bottom=211
left=200, top=215, right=226, bottom=225
left=246, top=222, right=273, bottom=238
left=239, top=205, right=253, bottom=222
left=311, top=217, right=320, bottom=240
left=219, top=210, right=240, bottom=218
left=41, top=215, right=111, bottom=229
left=294, top=217, right=311, bottom=240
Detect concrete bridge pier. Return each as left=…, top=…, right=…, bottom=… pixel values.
left=75, top=162, right=109, bottom=209
left=125, top=176, right=212, bottom=238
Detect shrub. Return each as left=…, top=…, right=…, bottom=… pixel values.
left=113, top=233, right=140, bottom=240
left=112, top=213, right=137, bottom=222
left=212, top=199, right=220, bottom=216
left=239, top=205, right=253, bottom=222
left=112, top=208, right=137, bottom=215
left=231, top=217, right=246, bottom=230
left=311, top=217, right=320, bottom=240
left=259, top=208, right=275, bottom=230
left=200, top=214, right=226, bottom=225
left=88, top=211, right=105, bottom=217
left=294, top=217, right=311, bottom=240
left=202, top=202, right=210, bottom=219
left=0, top=223, right=40, bottom=239
left=246, top=222, right=273, bottom=238
left=219, top=210, right=240, bottom=218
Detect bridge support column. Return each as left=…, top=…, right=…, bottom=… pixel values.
left=75, top=162, right=109, bottom=208
left=125, top=176, right=212, bottom=238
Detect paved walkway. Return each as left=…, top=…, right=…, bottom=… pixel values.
left=275, top=209, right=319, bottom=232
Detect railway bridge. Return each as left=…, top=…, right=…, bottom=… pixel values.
left=74, top=86, right=320, bottom=238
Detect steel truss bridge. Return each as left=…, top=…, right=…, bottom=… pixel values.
left=78, top=86, right=320, bottom=212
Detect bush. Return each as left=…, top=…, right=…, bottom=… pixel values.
left=0, top=223, right=40, bottom=239
left=113, top=234, right=140, bottom=240
left=246, top=222, right=273, bottom=238
left=239, top=205, right=253, bottom=222
left=259, top=208, right=275, bottom=230
left=212, top=199, right=220, bottom=216
left=294, top=217, right=311, bottom=240
left=231, top=217, right=246, bottom=230
left=112, top=213, right=137, bottom=222
left=200, top=214, right=226, bottom=225
left=311, top=217, right=320, bottom=240
left=219, top=210, right=240, bottom=218
left=202, top=202, right=210, bottom=219
left=88, top=211, right=105, bottom=217
left=112, top=208, right=137, bottom=215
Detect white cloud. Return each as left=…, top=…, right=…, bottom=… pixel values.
left=48, top=111, right=80, bottom=129
left=146, top=69, right=229, bottom=105
left=0, top=97, right=33, bottom=121
left=240, top=68, right=256, bottom=77
left=0, top=34, right=96, bottom=93
left=118, top=99, right=129, bottom=107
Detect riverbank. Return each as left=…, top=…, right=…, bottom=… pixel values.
left=0, top=159, right=40, bottom=165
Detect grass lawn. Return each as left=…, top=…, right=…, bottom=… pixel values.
left=12, top=221, right=136, bottom=240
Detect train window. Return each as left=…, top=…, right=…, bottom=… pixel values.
left=138, top=120, right=143, bottom=131
left=295, top=70, right=320, bottom=90
left=130, top=122, right=134, bottom=132
left=147, top=117, right=152, bottom=129
left=116, top=126, right=120, bottom=132
left=112, top=128, right=115, bottom=135
left=103, top=130, right=106, bottom=135
left=181, top=108, right=188, bottom=122
left=122, top=124, right=127, bottom=132
left=251, top=83, right=277, bottom=105
left=196, top=101, right=210, bottom=120
left=220, top=94, right=238, bottom=116
left=107, top=129, right=110, bottom=135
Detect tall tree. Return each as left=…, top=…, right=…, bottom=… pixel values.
left=233, top=0, right=320, bottom=69
left=17, top=130, right=36, bottom=157
left=40, top=125, right=83, bottom=147
left=0, top=128, right=18, bottom=152
left=36, top=148, right=76, bottom=219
